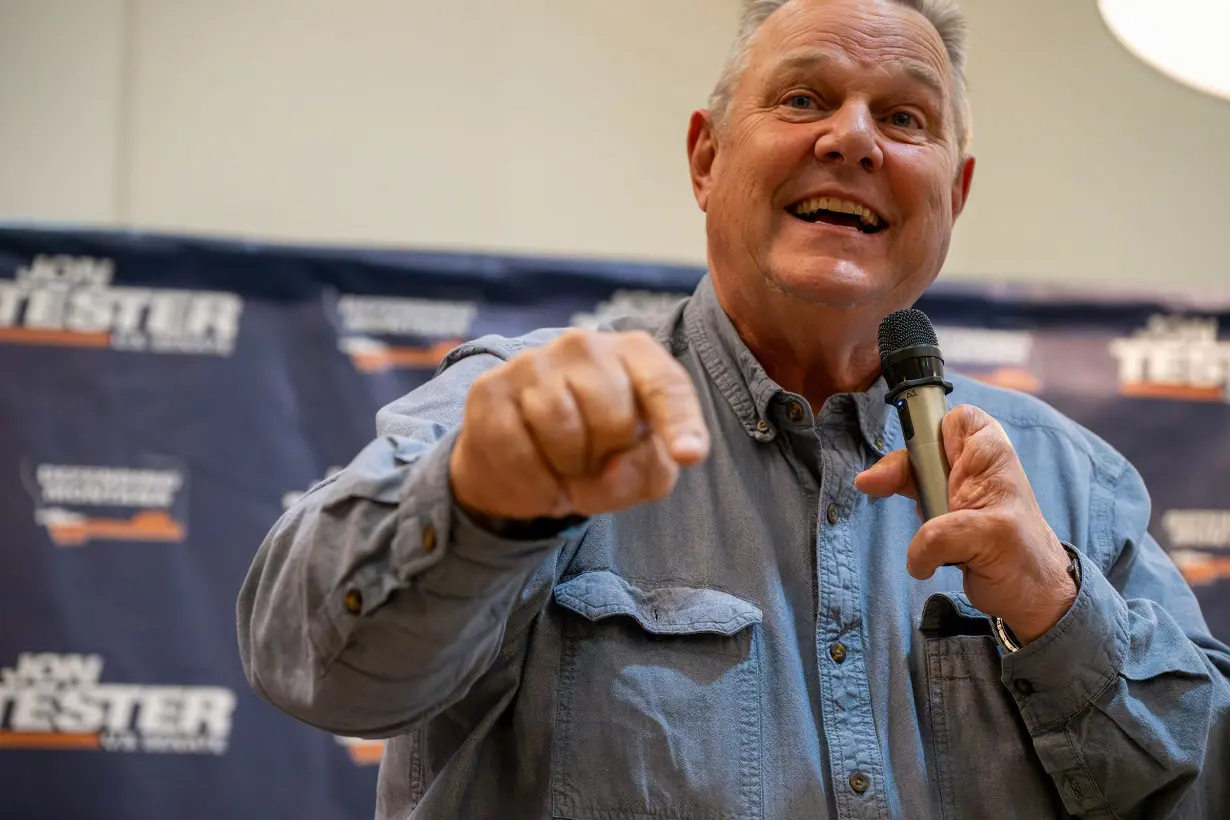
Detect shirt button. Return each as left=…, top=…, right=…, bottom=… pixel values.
left=874, top=436, right=885, bottom=451
left=826, top=504, right=839, bottom=526
left=786, top=400, right=805, bottom=423
left=829, top=642, right=847, bottom=664
left=849, top=771, right=870, bottom=794
left=1014, top=678, right=1035, bottom=697
left=422, top=523, right=437, bottom=552
left=343, top=588, right=363, bottom=614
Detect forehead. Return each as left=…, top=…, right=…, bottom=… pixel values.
left=749, top=0, right=951, bottom=89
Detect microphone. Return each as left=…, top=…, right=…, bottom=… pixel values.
left=878, top=309, right=954, bottom=522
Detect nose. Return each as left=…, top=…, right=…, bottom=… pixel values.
left=814, top=102, right=883, bottom=172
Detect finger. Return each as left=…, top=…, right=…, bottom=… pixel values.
left=854, top=450, right=918, bottom=501
left=517, top=380, right=588, bottom=477
left=456, top=377, right=563, bottom=519
left=618, top=332, right=710, bottom=464
left=906, top=509, right=983, bottom=580
left=565, top=433, right=679, bottom=515
left=553, top=334, right=640, bottom=471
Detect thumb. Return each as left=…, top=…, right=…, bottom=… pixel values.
left=855, top=449, right=918, bottom=501
left=940, top=403, right=996, bottom=468
left=619, top=339, right=710, bottom=465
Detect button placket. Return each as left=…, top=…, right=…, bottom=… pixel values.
left=815, top=428, right=888, bottom=818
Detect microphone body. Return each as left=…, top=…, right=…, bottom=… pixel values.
left=878, top=310, right=954, bottom=523
left=900, top=385, right=951, bottom=520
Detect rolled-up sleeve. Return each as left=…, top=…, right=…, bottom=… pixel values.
left=237, top=333, right=581, bottom=737
left=1006, top=456, right=1230, bottom=819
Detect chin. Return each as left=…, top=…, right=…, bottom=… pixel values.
left=764, top=254, right=892, bottom=309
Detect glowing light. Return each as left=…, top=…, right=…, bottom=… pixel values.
left=1098, top=0, right=1230, bottom=101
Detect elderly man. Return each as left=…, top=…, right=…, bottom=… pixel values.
left=238, top=0, right=1229, bottom=817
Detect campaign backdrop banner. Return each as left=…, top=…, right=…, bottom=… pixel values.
left=0, top=225, right=1226, bottom=819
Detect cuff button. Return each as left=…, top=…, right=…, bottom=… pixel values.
left=1013, top=678, right=1035, bottom=697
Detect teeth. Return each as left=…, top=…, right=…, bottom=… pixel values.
left=792, top=196, right=882, bottom=228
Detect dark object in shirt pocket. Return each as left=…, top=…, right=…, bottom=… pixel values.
left=919, top=592, right=1069, bottom=820
left=550, top=571, right=765, bottom=820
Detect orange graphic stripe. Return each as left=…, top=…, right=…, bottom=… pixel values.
left=0, top=731, right=101, bottom=750
left=969, top=368, right=1042, bottom=395
left=1180, top=557, right=1230, bottom=587
left=346, top=742, right=385, bottom=765
left=0, top=328, right=111, bottom=348
left=1121, top=382, right=1224, bottom=402
left=349, top=340, right=463, bottom=373
left=46, top=510, right=186, bottom=547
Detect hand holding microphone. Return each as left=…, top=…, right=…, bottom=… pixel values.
left=856, top=309, right=1078, bottom=646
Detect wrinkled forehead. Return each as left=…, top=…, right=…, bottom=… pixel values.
left=748, top=0, right=952, bottom=93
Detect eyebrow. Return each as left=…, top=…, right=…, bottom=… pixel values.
left=773, top=50, right=947, bottom=101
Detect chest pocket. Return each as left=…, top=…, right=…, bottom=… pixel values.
left=550, top=571, right=765, bottom=820
left=921, top=593, right=1069, bottom=820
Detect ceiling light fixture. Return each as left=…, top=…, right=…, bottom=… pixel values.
left=1098, top=0, right=1230, bottom=102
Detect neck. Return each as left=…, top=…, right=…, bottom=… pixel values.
left=711, top=276, right=885, bottom=412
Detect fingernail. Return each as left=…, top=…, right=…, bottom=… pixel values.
left=671, top=433, right=707, bottom=459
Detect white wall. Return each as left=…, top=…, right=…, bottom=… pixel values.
left=0, top=0, right=126, bottom=224
left=2, top=0, right=1228, bottom=290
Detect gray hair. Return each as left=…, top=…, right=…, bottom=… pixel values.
left=709, top=0, right=972, bottom=156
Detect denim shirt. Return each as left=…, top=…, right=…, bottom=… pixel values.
left=238, top=276, right=1230, bottom=820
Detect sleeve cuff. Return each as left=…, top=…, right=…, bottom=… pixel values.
left=392, top=428, right=586, bottom=600
left=999, top=546, right=1130, bottom=731
left=314, top=428, right=590, bottom=649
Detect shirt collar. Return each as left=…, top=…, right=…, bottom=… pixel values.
left=683, top=274, right=896, bottom=456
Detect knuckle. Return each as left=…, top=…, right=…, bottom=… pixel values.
left=520, top=384, right=572, bottom=424
left=570, top=354, right=631, bottom=397
left=618, top=329, right=657, bottom=349
left=507, top=347, right=552, bottom=385
left=555, top=328, right=604, bottom=359
left=468, top=367, right=506, bottom=403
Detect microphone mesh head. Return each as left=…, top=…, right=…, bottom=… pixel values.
left=878, top=308, right=939, bottom=360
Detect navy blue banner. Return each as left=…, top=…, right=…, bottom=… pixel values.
left=0, top=226, right=1226, bottom=819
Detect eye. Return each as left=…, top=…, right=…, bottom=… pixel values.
left=786, top=93, right=816, bottom=110
left=888, top=111, right=920, bottom=129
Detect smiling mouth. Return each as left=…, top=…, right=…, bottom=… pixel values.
left=788, top=196, right=886, bottom=234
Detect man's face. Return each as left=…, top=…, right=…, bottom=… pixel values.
left=690, top=0, right=974, bottom=310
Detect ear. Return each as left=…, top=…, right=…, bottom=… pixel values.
left=951, top=155, right=975, bottom=220
left=687, top=110, right=718, bottom=212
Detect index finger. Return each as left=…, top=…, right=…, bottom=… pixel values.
left=618, top=332, right=710, bottom=465
left=854, top=449, right=919, bottom=502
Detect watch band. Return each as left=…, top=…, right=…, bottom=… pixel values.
left=993, top=543, right=1082, bottom=654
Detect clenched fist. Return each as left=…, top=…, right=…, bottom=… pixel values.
left=449, top=329, right=711, bottom=522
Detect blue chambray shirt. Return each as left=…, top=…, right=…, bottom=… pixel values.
left=238, top=276, right=1230, bottom=819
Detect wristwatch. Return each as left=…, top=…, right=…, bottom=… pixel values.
left=993, top=542, right=1082, bottom=654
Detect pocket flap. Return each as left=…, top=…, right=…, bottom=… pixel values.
left=553, top=570, right=762, bottom=637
